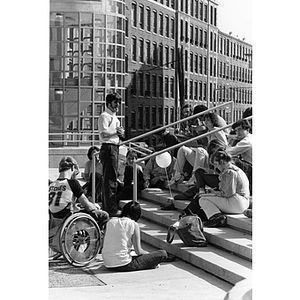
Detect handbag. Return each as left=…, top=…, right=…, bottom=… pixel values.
left=166, top=214, right=207, bottom=247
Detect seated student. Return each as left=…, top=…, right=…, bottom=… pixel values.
left=198, top=150, right=250, bottom=227
left=82, top=146, right=103, bottom=203
left=174, top=139, right=227, bottom=201
left=152, top=126, right=179, bottom=158
left=203, top=112, right=228, bottom=146
left=49, top=156, right=109, bottom=230
left=102, top=201, right=174, bottom=271
left=143, top=151, right=176, bottom=189
left=116, top=150, right=145, bottom=203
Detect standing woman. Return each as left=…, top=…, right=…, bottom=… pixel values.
left=101, top=201, right=169, bottom=271
left=199, top=149, right=250, bottom=227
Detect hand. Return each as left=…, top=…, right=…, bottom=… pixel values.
left=144, top=180, right=150, bottom=188
left=116, top=126, right=125, bottom=136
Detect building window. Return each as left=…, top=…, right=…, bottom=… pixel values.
left=146, top=40, right=151, bottom=64
left=132, top=3, right=137, bottom=27
left=170, top=77, right=174, bottom=98
left=159, top=13, right=163, bottom=35
left=152, top=106, right=157, bottom=127
left=165, top=15, right=169, bottom=37
left=165, top=107, right=169, bottom=125
left=171, top=48, right=175, bottom=69
left=139, top=39, right=144, bottom=63
left=132, top=37, right=137, bottom=61
left=139, top=5, right=144, bottom=29
left=138, top=73, right=143, bottom=96
left=158, top=106, right=163, bottom=124
left=159, top=75, right=163, bottom=97
left=146, top=7, right=151, bottom=31
left=165, top=76, right=169, bottom=98
left=165, top=46, right=169, bottom=67
left=152, top=74, right=157, bottom=97
left=153, top=10, right=157, bottom=33
left=171, top=18, right=175, bottom=39
left=152, top=42, right=158, bottom=65
left=145, top=73, right=151, bottom=96
left=138, top=105, right=143, bottom=129
left=159, top=43, right=163, bottom=66
left=190, top=52, right=193, bottom=72
left=145, top=106, right=150, bottom=129
left=131, top=110, right=136, bottom=130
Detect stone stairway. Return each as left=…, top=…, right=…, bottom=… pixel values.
left=119, top=183, right=252, bottom=286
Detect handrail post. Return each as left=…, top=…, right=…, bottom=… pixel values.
left=133, top=161, right=138, bottom=203
left=91, top=153, right=96, bottom=204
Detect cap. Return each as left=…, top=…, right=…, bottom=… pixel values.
left=58, top=156, right=79, bottom=173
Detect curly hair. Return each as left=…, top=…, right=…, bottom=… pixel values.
left=207, top=139, right=227, bottom=156
left=203, top=112, right=220, bottom=127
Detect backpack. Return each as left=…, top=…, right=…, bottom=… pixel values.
left=166, top=214, right=207, bottom=247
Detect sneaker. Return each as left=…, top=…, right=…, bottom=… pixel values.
left=164, top=253, right=176, bottom=262
left=161, top=203, right=176, bottom=210
left=243, top=209, right=252, bottom=218
left=205, top=213, right=227, bottom=227
left=186, top=174, right=196, bottom=186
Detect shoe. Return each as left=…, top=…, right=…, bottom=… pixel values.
left=186, top=174, right=196, bottom=186
left=164, top=253, right=176, bottom=262
left=205, top=213, right=227, bottom=227
left=161, top=203, right=176, bottom=210
left=243, top=209, right=252, bottom=218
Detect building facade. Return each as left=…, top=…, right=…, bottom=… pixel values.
left=49, top=0, right=252, bottom=147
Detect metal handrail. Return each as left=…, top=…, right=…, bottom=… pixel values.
left=91, top=101, right=235, bottom=203
left=120, top=101, right=234, bottom=146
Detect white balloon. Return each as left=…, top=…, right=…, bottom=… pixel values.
left=155, top=152, right=172, bottom=168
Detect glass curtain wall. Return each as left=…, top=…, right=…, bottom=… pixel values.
left=49, top=1, right=126, bottom=146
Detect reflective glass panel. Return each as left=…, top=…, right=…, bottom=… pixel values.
left=95, top=44, right=106, bottom=57
left=50, top=28, right=64, bottom=41
left=107, top=59, right=115, bottom=72
left=50, top=13, right=64, bottom=26
left=95, top=14, right=105, bottom=28
left=65, top=13, right=79, bottom=26
left=81, top=13, right=93, bottom=27
left=95, top=29, right=106, bottom=42
left=50, top=42, right=64, bottom=56
left=64, top=102, right=78, bottom=116
left=95, top=58, right=106, bottom=71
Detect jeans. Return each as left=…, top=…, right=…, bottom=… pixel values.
left=108, top=250, right=168, bottom=272
left=100, top=144, right=119, bottom=214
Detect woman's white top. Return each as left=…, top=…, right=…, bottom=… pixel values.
left=102, top=217, right=135, bottom=268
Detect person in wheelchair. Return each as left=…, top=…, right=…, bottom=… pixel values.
left=49, top=156, right=109, bottom=230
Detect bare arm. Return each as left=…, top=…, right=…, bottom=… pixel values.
left=77, top=193, right=97, bottom=212
left=131, top=222, right=148, bottom=255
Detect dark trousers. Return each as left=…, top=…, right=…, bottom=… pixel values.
left=107, top=250, right=167, bottom=272
left=84, top=172, right=103, bottom=203
left=194, top=168, right=220, bottom=189
left=100, top=144, right=119, bottom=214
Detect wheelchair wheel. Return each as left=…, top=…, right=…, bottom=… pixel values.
left=59, top=212, right=101, bottom=267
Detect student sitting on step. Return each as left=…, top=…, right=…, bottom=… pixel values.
left=101, top=201, right=175, bottom=271
left=143, top=151, right=176, bottom=189
left=196, top=149, right=250, bottom=227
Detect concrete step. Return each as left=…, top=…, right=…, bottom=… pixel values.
left=130, top=198, right=252, bottom=262
left=141, top=188, right=252, bottom=235
left=136, top=215, right=252, bottom=285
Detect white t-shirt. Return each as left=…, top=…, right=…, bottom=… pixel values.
left=102, top=217, right=135, bottom=268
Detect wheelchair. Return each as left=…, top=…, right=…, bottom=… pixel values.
left=49, top=212, right=102, bottom=267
